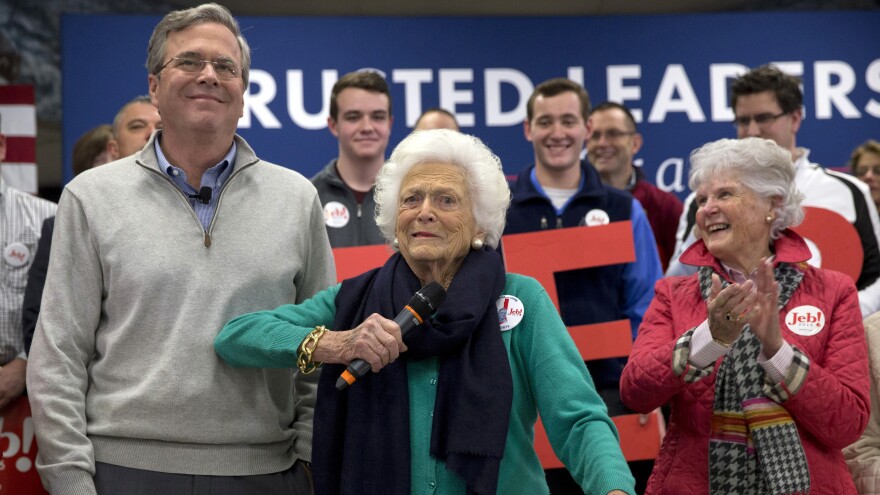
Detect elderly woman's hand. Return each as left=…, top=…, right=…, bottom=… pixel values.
left=745, top=257, right=784, bottom=357
left=707, top=274, right=756, bottom=345
left=312, top=313, right=408, bottom=372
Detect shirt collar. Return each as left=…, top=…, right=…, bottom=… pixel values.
left=154, top=133, right=237, bottom=192
left=623, top=168, right=637, bottom=191
left=792, top=147, right=811, bottom=171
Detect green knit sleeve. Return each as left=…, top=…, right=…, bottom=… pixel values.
left=214, top=284, right=340, bottom=368
left=511, top=274, right=637, bottom=495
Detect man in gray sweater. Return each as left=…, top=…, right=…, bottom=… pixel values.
left=26, top=4, right=335, bottom=494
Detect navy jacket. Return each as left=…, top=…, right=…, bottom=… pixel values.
left=504, top=162, right=662, bottom=390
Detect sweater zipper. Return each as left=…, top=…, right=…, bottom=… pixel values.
left=357, top=203, right=362, bottom=218
left=202, top=162, right=255, bottom=247
left=139, top=159, right=257, bottom=248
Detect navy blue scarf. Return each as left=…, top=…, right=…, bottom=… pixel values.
left=312, top=247, right=512, bottom=495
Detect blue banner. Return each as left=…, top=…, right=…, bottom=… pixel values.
left=61, top=11, right=880, bottom=198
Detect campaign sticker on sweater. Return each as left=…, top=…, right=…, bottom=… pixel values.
left=323, top=201, right=350, bottom=228
left=3, top=242, right=29, bottom=267
left=584, top=209, right=610, bottom=226
left=496, top=295, right=524, bottom=331
left=785, top=305, right=825, bottom=336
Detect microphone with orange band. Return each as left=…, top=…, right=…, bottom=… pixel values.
left=335, top=282, right=446, bottom=391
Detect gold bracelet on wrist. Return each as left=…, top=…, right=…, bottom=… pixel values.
left=712, top=337, right=733, bottom=348
left=297, top=325, right=328, bottom=374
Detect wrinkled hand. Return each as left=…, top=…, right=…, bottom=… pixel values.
left=0, top=358, right=26, bottom=411
left=746, top=257, right=783, bottom=357
left=312, top=313, right=408, bottom=372
left=707, top=274, right=756, bottom=345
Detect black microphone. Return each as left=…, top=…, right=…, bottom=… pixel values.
left=189, top=186, right=212, bottom=205
left=336, top=282, right=447, bottom=390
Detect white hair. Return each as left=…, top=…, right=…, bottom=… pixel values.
left=689, top=137, right=804, bottom=239
left=374, top=129, right=510, bottom=248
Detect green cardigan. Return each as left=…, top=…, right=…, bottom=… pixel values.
left=216, top=273, right=635, bottom=495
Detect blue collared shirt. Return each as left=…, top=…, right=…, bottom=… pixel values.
left=154, top=135, right=236, bottom=230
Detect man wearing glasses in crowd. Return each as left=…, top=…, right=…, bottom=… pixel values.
left=667, top=64, right=880, bottom=317
left=27, top=4, right=334, bottom=494
left=586, top=101, right=683, bottom=271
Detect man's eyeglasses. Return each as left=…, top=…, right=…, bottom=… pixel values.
left=588, top=129, right=636, bottom=141
left=160, top=56, right=239, bottom=80
left=855, top=166, right=880, bottom=178
left=733, top=111, right=789, bottom=129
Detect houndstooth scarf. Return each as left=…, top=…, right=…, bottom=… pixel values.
left=700, top=263, right=811, bottom=495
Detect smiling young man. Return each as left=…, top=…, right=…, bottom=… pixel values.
left=504, top=78, right=662, bottom=495
left=667, top=64, right=880, bottom=317
left=26, top=4, right=334, bottom=494
left=311, top=70, right=393, bottom=247
left=587, top=102, right=683, bottom=270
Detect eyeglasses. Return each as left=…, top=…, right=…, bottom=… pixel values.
left=588, top=129, right=636, bottom=141
left=856, top=166, right=880, bottom=178
left=160, top=56, right=239, bottom=80
left=733, top=111, right=789, bottom=129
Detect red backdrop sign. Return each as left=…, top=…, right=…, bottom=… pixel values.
left=0, top=396, right=46, bottom=494
left=791, top=206, right=863, bottom=281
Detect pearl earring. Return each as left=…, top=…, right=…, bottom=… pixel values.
left=471, top=238, right=484, bottom=250
left=766, top=215, right=773, bottom=223
left=392, top=238, right=399, bottom=249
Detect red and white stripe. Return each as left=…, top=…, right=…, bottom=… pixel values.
left=0, top=86, right=37, bottom=194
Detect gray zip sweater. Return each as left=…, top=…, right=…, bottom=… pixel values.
left=26, top=133, right=335, bottom=495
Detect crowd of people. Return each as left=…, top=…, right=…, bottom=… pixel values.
left=0, top=2, right=878, bottom=495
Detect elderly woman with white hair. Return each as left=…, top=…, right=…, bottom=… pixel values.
left=215, top=129, right=635, bottom=495
left=620, top=137, right=870, bottom=495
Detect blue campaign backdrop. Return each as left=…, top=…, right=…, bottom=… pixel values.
left=61, top=11, right=880, bottom=198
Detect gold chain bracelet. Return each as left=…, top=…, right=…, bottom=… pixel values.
left=297, top=325, right=327, bottom=374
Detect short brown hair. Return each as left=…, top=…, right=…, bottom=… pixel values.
left=72, top=124, right=113, bottom=176
left=329, top=71, right=391, bottom=121
left=146, top=3, right=251, bottom=87
left=590, top=101, right=637, bottom=132
left=527, top=78, right=591, bottom=123
left=730, top=64, right=802, bottom=114
left=849, top=139, right=880, bottom=173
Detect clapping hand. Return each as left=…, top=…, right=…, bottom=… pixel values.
left=746, top=257, right=783, bottom=357
left=707, top=274, right=756, bottom=345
